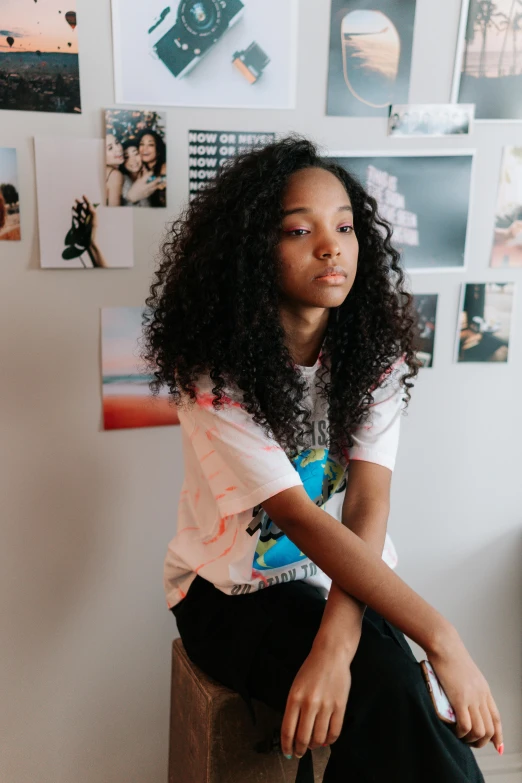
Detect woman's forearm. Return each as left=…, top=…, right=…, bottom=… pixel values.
left=314, top=499, right=389, bottom=655
left=272, top=494, right=454, bottom=655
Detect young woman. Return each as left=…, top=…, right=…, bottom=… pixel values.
left=105, top=133, right=124, bottom=206
left=136, top=129, right=167, bottom=208
left=120, top=140, right=163, bottom=207
left=143, top=136, right=502, bottom=783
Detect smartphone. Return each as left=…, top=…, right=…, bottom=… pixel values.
left=420, top=660, right=457, bottom=724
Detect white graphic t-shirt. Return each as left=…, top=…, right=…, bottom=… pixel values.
left=164, top=355, right=407, bottom=609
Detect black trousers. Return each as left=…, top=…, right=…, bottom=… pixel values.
left=172, top=574, right=485, bottom=783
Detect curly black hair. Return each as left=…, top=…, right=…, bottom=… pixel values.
left=142, top=134, right=420, bottom=458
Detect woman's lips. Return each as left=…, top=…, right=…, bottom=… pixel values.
left=313, top=266, right=348, bottom=284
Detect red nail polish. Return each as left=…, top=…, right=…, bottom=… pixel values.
left=322, top=743, right=328, bottom=747
left=498, top=743, right=504, bottom=756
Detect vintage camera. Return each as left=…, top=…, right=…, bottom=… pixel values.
left=154, top=0, right=245, bottom=79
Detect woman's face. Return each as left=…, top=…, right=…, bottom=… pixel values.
left=139, top=134, right=157, bottom=166
left=106, top=134, right=124, bottom=167
left=277, top=167, right=358, bottom=312
left=124, top=145, right=142, bottom=175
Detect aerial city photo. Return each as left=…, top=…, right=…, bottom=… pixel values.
left=0, top=0, right=80, bottom=113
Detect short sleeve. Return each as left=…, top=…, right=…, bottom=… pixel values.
left=179, top=382, right=303, bottom=518
left=348, top=359, right=408, bottom=472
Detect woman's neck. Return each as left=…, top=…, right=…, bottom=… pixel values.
left=280, top=304, right=329, bottom=367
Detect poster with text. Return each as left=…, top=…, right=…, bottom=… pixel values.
left=35, top=137, right=133, bottom=269
left=188, top=129, right=275, bottom=200
left=0, top=147, right=21, bottom=241
left=327, top=0, right=417, bottom=117
left=105, top=109, right=167, bottom=207
left=491, top=146, right=522, bottom=268
left=0, top=0, right=81, bottom=113
left=456, top=283, right=515, bottom=363
left=331, top=152, right=473, bottom=271
left=413, top=294, right=438, bottom=367
left=112, top=0, right=298, bottom=109
left=453, top=0, right=522, bottom=119
left=101, top=307, right=179, bottom=431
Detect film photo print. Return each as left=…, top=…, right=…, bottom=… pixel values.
left=413, top=294, right=438, bottom=368
left=105, top=109, right=167, bottom=208
left=453, top=0, right=522, bottom=120
left=456, top=283, right=515, bottom=363
left=331, top=152, right=473, bottom=271
left=101, top=307, right=179, bottom=431
left=388, top=104, right=474, bottom=137
left=188, top=129, right=275, bottom=200
left=327, top=0, right=417, bottom=117
left=491, top=146, right=522, bottom=268
left=0, top=148, right=21, bottom=241
left=35, top=137, right=133, bottom=269
left=112, top=0, right=298, bottom=109
left=0, top=0, right=81, bottom=114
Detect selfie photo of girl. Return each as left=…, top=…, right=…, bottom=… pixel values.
left=105, top=109, right=167, bottom=208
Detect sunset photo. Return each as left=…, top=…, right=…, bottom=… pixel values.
left=0, top=0, right=81, bottom=113
left=454, top=0, right=522, bottom=118
left=101, top=307, right=179, bottom=431
left=327, top=0, right=417, bottom=117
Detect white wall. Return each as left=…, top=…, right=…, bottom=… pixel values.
left=1, top=1, right=521, bottom=781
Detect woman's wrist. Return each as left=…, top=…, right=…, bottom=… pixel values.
left=420, top=615, right=462, bottom=660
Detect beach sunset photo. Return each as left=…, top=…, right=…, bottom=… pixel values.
left=0, top=0, right=81, bottom=113
left=101, top=307, right=179, bottom=431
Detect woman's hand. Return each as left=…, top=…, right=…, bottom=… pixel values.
left=428, top=631, right=503, bottom=753
left=126, top=170, right=163, bottom=203
left=280, top=642, right=352, bottom=759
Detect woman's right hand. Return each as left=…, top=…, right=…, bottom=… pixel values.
left=127, top=170, right=163, bottom=203
left=427, top=631, right=503, bottom=752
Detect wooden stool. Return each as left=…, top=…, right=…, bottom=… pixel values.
left=168, top=637, right=330, bottom=782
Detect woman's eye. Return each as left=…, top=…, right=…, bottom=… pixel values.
left=287, top=228, right=309, bottom=236
left=338, top=225, right=354, bottom=233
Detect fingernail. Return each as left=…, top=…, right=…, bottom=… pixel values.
left=284, top=754, right=292, bottom=760
left=498, top=743, right=504, bottom=756
left=295, top=754, right=303, bottom=759
left=322, top=743, right=328, bottom=747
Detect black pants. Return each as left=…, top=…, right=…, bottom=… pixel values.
left=172, top=575, right=485, bottom=783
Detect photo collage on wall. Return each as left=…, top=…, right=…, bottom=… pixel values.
left=105, top=110, right=167, bottom=208
left=331, top=152, right=474, bottom=271
left=111, top=0, right=298, bottom=109
left=0, top=0, right=80, bottom=113
left=101, top=307, right=179, bottom=431
left=1, top=0, right=520, bottom=430
left=327, top=0, right=417, bottom=117
left=453, top=0, right=522, bottom=120
left=456, top=283, right=515, bottom=362
left=0, top=148, right=21, bottom=241
left=188, top=129, right=275, bottom=200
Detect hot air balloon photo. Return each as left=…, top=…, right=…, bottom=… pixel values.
left=0, top=0, right=81, bottom=113
left=326, top=0, right=417, bottom=117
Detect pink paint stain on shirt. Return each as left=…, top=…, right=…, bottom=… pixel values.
left=208, top=470, right=223, bottom=481
left=200, top=450, right=215, bottom=462
left=251, top=569, right=270, bottom=587
left=195, top=526, right=239, bottom=572
left=204, top=516, right=227, bottom=545
left=195, top=392, right=242, bottom=409
left=194, top=488, right=201, bottom=508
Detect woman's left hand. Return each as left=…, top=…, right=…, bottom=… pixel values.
left=280, top=642, right=352, bottom=759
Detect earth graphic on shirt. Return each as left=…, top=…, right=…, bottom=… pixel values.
left=250, top=448, right=345, bottom=571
